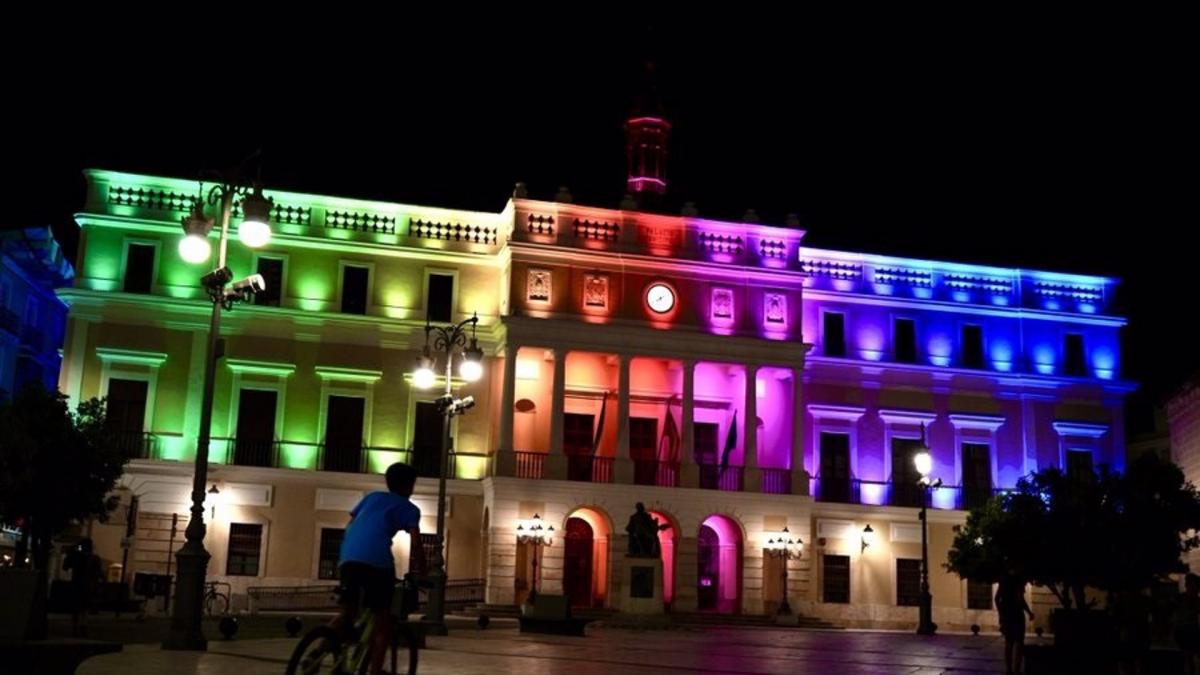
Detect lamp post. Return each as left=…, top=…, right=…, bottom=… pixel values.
left=913, top=425, right=942, bottom=637
left=515, top=514, right=554, bottom=603
left=764, top=526, right=802, bottom=622
left=411, top=313, right=484, bottom=633
left=163, top=173, right=272, bottom=651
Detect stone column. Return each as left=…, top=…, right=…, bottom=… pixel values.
left=743, top=364, right=761, bottom=492
left=790, top=367, right=808, bottom=495
left=680, top=359, right=698, bottom=489
left=546, top=349, right=568, bottom=480
left=614, top=353, right=634, bottom=484
left=494, top=343, right=519, bottom=477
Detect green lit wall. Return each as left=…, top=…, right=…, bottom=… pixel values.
left=64, top=169, right=507, bottom=479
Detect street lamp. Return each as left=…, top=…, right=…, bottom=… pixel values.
left=913, top=424, right=943, bottom=637
left=860, top=523, right=875, bottom=553
left=515, top=514, right=554, bottom=602
left=163, top=172, right=272, bottom=651
left=764, top=527, right=802, bottom=620
left=411, top=313, right=484, bottom=633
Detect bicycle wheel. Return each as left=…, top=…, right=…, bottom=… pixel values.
left=287, top=625, right=345, bottom=675
left=353, top=624, right=417, bottom=675
left=206, top=592, right=229, bottom=617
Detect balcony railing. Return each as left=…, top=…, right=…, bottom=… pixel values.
left=698, top=463, right=743, bottom=492
left=760, top=468, right=792, bottom=495
left=514, top=451, right=546, bottom=479
left=568, top=455, right=613, bottom=483
left=112, top=430, right=156, bottom=460
left=230, top=438, right=278, bottom=468
left=810, top=476, right=981, bottom=511
left=633, top=459, right=680, bottom=488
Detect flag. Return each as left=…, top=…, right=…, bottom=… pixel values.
left=720, top=410, right=738, bottom=473
left=659, top=401, right=681, bottom=465
left=591, top=390, right=609, bottom=456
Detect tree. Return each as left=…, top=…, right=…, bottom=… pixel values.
left=947, top=455, right=1200, bottom=610
left=0, top=383, right=129, bottom=637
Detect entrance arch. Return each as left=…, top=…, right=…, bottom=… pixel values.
left=697, top=514, right=742, bottom=614
left=563, top=507, right=611, bottom=608
left=648, top=509, right=679, bottom=608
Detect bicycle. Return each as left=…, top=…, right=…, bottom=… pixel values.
left=203, top=581, right=230, bottom=617
left=286, top=576, right=420, bottom=675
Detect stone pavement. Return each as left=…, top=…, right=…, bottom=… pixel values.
left=78, top=620, right=1012, bottom=674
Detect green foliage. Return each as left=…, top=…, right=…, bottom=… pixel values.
left=946, top=454, right=1200, bottom=609
left=0, top=383, right=130, bottom=567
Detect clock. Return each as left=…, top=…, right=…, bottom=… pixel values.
left=646, top=282, right=676, bottom=314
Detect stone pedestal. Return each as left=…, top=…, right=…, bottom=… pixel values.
left=612, top=555, right=664, bottom=615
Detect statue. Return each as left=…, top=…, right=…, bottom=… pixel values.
left=625, top=502, right=668, bottom=557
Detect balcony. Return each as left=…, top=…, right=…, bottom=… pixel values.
left=698, top=463, right=743, bottom=492
left=633, top=459, right=680, bottom=488
left=514, top=451, right=546, bottom=479
left=810, top=476, right=982, bottom=511
left=568, top=455, right=613, bottom=483
left=113, top=431, right=156, bottom=460
left=760, top=468, right=792, bottom=495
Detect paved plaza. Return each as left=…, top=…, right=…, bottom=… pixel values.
left=77, top=619, right=1011, bottom=674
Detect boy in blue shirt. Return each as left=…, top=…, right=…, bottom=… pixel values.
left=334, top=462, right=424, bottom=675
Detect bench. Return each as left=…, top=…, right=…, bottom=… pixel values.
left=516, top=594, right=592, bottom=637
left=0, top=638, right=122, bottom=675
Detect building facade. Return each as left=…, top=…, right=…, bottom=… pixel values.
left=1, top=226, right=73, bottom=401
left=63, top=167, right=1130, bottom=630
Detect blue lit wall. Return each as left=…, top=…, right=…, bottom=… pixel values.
left=800, top=247, right=1129, bottom=505
left=0, top=227, right=74, bottom=399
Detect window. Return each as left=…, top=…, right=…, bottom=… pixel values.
left=426, top=273, right=454, bottom=323
left=894, top=318, right=917, bottom=363
left=123, top=243, right=156, bottom=294
left=1066, top=449, right=1094, bottom=481
left=341, top=265, right=369, bottom=315
left=896, top=558, right=922, bottom=606
left=1064, top=333, right=1086, bottom=376
left=318, top=528, right=345, bottom=580
left=106, top=379, right=149, bottom=457
left=967, top=578, right=994, bottom=610
left=226, top=523, right=263, bottom=576
left=630, top=417, right=658, bottom=486
left=822, top=554, right=850, bottom=603
left=823, top=312, right=846, bottom=357
left=962, top=324, right=984, bottom=369
left=962, top=443, right=992, bottom=510
left=890, top=438, right=923, bottom=507
left=819, top=433, right=852, bottom=503
left=254, top=257, right=284, bottom=307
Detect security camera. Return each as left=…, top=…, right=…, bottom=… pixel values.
left=201, top=266, right=233, bottom=289
left=454, top=396, right=476, bottom=414
left=230, top=274, right=266, bottom=295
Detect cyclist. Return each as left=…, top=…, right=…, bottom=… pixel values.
left=323, top=462, right=425, bottom=675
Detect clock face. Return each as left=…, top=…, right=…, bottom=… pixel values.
left=646, top=282, right=676, bottom=314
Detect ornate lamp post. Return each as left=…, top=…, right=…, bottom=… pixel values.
left=913, top=426, right=943, bottom=637
left=410, top=313, right=483, bottom=633
left=164, top=172, right=272, bottom=651
left=515, top=514, right=554, bottom=602
left=764, top=527, right=802, bottom=621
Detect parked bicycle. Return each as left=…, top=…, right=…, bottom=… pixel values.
left=203, top=581, right=231, bottom=617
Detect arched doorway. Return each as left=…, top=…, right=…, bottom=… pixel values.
left=564, top=518, right=594, bottom=607
left=697, top=514, right=742, bottom=614
left=648, top=510, right=678, bottom=608
left=562, top=507, right=611, bottom=608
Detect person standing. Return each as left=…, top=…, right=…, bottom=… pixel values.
left=996, top=573, right=1035, bottom=675
left=62, top=538, right=102, bottom=637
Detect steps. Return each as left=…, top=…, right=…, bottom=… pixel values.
left=454, top=604, right=839, bottom=630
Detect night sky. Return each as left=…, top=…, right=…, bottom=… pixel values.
left=4, top=16, right=1191, bottom=433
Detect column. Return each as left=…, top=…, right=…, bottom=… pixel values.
left=790, top=367, right=807, bottom=495
left=680, top=359, right=698, bottom=488
left=614, top=353, right=634, bottom=484
left=495, top=343, right=519, bottom=477
left=744, top=364, right=761, bottom=492
left=546, top=348, right=568, bottom=480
